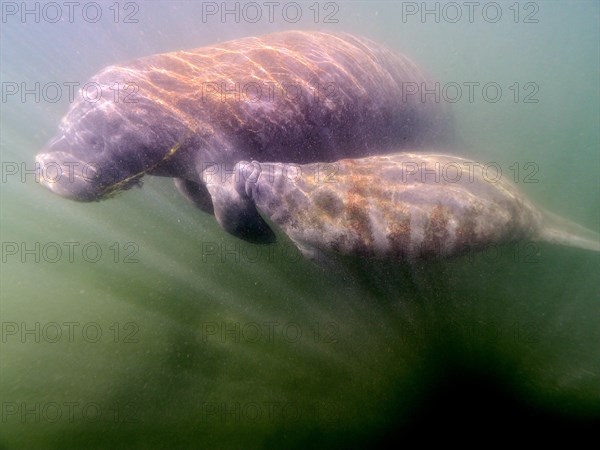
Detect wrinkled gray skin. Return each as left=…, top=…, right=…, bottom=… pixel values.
left=209, top=153, right=599, bottom=261
left=36, top=31, right=452, bottom=243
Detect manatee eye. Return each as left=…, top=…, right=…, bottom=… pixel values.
left=88, top=136, right=102, bottom=151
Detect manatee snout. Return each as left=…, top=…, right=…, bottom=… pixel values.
left=35, top=135, right=99, bottom=201
left=36, top=136, right=140, bottom=202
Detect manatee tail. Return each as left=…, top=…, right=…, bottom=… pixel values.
left=538, top=208, right=600, bottom=252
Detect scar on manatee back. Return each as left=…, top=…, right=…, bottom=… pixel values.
left=313, top=190, right=344, bottom=219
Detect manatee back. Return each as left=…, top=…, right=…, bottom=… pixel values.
left=91, top=31, right=452, bottom=165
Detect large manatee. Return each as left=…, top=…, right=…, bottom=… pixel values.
left=210, top=153, right=600, bottom=261
left=35, top=30, right=452, bottom=242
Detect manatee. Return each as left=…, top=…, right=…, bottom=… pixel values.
left=35, top=30, right=452, bottom=242
left=209, top=153, right=600, bottom=261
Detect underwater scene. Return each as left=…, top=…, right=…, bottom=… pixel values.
left=1, top=1, right=599, bottom=448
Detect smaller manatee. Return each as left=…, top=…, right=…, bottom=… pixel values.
left=206, top=153, right=600, bottom=262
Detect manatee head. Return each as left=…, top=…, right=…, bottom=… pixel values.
left=36, top=67, right=186, bottom=201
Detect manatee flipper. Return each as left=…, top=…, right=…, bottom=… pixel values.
left=202, top=165, right=275, bottom=244
left=174, top=178, right=214, bottom=214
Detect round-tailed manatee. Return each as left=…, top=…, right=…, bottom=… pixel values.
left=35, top=30, right=452, bottom=242
left=217, top=153, right=600, bottom=261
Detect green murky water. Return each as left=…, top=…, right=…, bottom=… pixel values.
left=1, top=1, right=599, bottom=448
